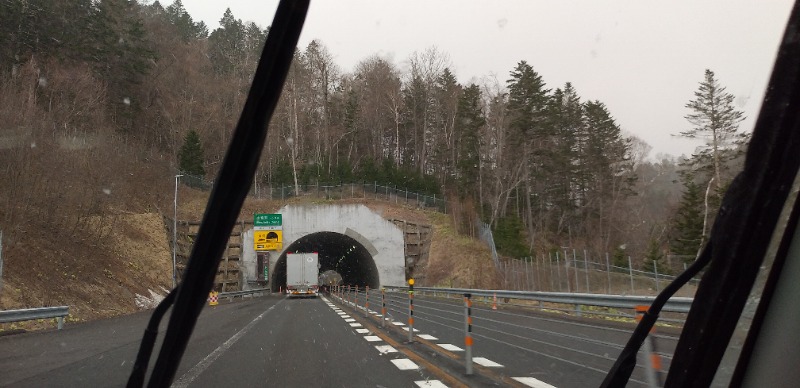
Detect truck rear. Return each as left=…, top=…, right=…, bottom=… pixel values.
left=286, top=252, right=319, bottom=297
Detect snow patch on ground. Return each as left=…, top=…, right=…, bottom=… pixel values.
left=135, top=289, right=166, bottom=309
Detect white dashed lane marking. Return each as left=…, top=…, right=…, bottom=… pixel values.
left=355, top=328, right=370, bottom=334
left=390, top=358, right=419, bottom=370
left=363, top=336, right=382, bottom=342
left=401, top=327, right=420, bottom=332
left=345, top=318, right=356, bottom=322
left=391, top=321, right=406, bottom=326
left=374, top=345, right=397, bottom=354
left=349, top=323, right=362, bottom=327
left=473, top=357, right=503, bottom=367
left=415, top=380, right=448, bottom=388
left=437, top=344, right=463, bottom=352
left=417, top=334, right=438, bottom=340
left=512, top=377, right=557, bottom=388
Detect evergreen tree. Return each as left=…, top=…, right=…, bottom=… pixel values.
left=208, top=8, right=246, bottom=75
left=166, top=0, right=208, bottom=42
left=454, top=84, right=484, bottom=197
left=680, top=69, right=746, bottom=192
left=670, top=179, right=705, bottom=261
left=493, top=215, right=529, bottom=258
left=643, top=238, right=666, bottom=273
left=179, top=130, right=205, bottom=177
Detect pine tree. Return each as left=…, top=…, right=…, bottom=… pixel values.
left=670, top=179, right=704, bottom=262
left=643, top=238, right=666, bottom=274
left=680, top=69, right=746, bottom=192
left=455, top=84, right=484, bottom=197
left=179, top=130, right=205, bottom=177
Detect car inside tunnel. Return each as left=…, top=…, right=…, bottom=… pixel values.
left=271, top=231, right=380, bottom=291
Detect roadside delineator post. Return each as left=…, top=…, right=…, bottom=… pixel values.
left=365, top=286, right=370, bottom=317
left=408, top=278, right=415, bottom=343
left=636, top=305, right=662, bottom=387
left=355, top=285, right=359, bottom=310
left=492, top=293, right=498, bottom=310
left=464, top=293, right=473, bottom=375
left=381, top=288, right=386, bottom=328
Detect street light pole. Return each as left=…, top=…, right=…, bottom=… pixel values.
left=173, top=174, right=183, bottom=288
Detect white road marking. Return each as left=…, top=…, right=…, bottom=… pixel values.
left=345, top=318, right=356, bottom=322
left=363, top=335, right=382, bottom=342
left=417, top=334, right=438, bottom=340
left=349, top=323, right=362, bottom=327
left=355, top=328, right=370, bottom=334
left=473, top=357, right=503, bottom=367
left=401, top=327, right=420, bottom=332
left=512, top=377, right=557, bottom=388
left=172, top=299, right=284, bottom=387
left=437, top=344, right=463, bottom=352
left=375, top=345, right=397, bottom=354
left=392, top=321, right=405, bottom=326
left=415, top=380, right=448, bottom=387
left=391, top=358, right=420, bottom=370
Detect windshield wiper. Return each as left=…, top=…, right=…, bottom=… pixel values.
left=126, top=1, right=309, bottom=386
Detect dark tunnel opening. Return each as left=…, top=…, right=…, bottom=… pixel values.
left=271, top=232, right=379, bottom=291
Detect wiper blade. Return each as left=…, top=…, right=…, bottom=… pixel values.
left=125, top=1, right=310, bottom=387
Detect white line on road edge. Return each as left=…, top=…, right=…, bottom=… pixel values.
left=172, top=298, right=285, bottom=387
left=390, top=358, right=420, bottom=370
left=415, top=380, right=448, bottom=387
left=472, top=357, right=503, bottom=367
left=375, top=345, right=397, bottom=354
left=512, top=376, right=557, bottom=388
left=437, top=343, right=463, bottom=352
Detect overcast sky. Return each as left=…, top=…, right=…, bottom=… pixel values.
left=181, top=0, right=794, bottom=158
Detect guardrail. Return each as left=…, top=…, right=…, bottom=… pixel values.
left=218, top=288, right=271, bottom=302
left=386, top=286, right=694, bottom=314
left=0, top=306, right=70, bottom=330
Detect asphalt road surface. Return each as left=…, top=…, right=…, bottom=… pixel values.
left=0, top=291, right=678, bottom=387
left=0, top=294, right=446, bottom=387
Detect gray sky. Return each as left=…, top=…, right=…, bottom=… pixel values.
left=182, top=0, right=794, bottom=158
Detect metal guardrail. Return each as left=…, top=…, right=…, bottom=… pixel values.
left=0, top=306, right=70, bottom=330
left=387, top=286, right=694, bottom=313
left=218, top=288, right=271, bottom=301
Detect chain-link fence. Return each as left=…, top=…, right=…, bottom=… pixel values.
left=251, top=182, right=447, bottom=213
left=499, top=251, right=700, bottom=297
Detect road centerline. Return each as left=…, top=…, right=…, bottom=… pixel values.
left=171, top=297, right=286, bottom=387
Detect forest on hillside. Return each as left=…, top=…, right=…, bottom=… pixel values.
left=0, top=1, right=750, bottom=272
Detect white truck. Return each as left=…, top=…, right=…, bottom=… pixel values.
left=286, top=252, right=319, bottom=297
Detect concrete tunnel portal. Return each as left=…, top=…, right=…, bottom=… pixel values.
left=271, top=231, right=380, bottom=291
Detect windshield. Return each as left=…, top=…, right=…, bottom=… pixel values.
left=0, top=1, right=794, bottom=387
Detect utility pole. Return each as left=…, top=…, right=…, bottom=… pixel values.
left=173, top=174, right=183, bottom=288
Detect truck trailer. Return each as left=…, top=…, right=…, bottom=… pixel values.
left=286, top=252, right=319, bottom=297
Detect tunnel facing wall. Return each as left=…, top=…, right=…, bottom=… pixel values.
left=241, top=204, right=406, bottom=290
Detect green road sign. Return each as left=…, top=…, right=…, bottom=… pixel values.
left=254, top=213, right=282, bottom=227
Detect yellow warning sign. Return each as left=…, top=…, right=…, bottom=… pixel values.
left=254, top=230, right=282, bottom=251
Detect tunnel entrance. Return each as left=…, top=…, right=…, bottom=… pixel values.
left=271, top=231, right=380, bottom=291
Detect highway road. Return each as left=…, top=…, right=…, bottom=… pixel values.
left=0, top=291, right=679, bottom=387
left=0, top=294, right=448, bottom=387
left=361, top=290, right=681, bottom=388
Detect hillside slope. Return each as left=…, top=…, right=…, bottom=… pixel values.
left=0, top=191, right=495, bottom=331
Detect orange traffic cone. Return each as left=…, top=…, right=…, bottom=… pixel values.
left=492, top=293, right=498, bottom=310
